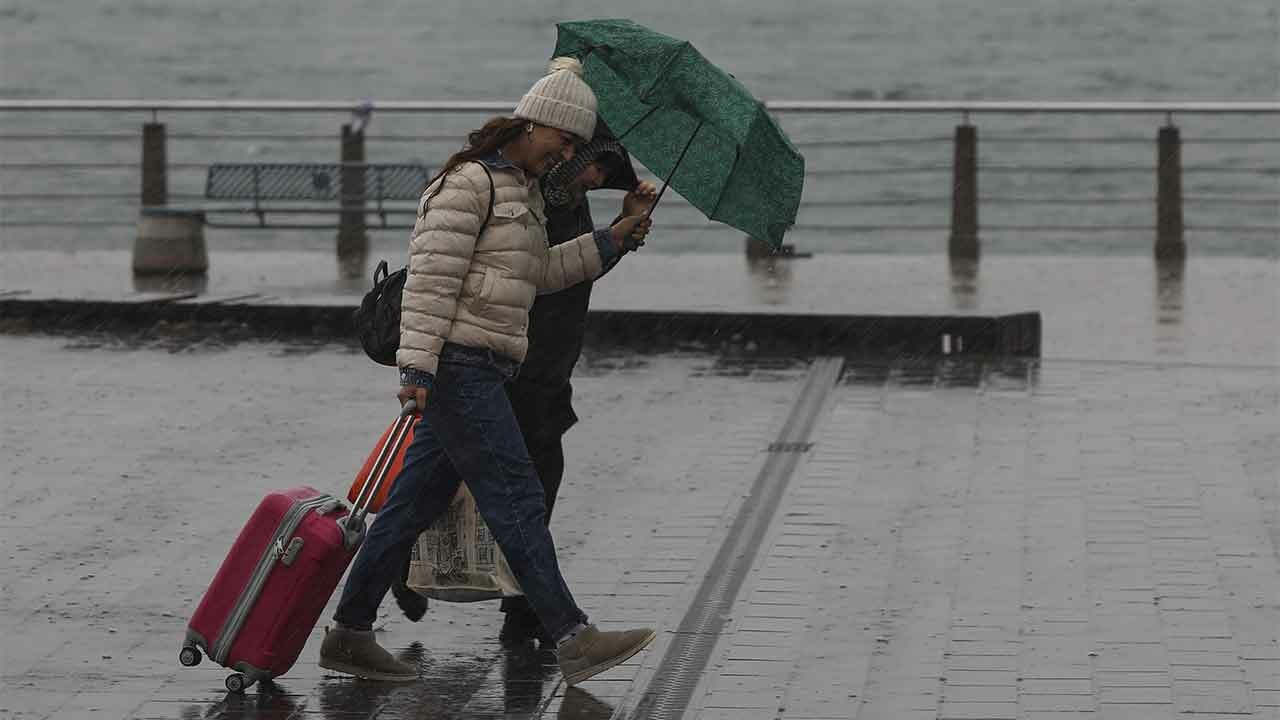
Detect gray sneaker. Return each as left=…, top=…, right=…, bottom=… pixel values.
left=557, top=624, right=656, bottom=686
left=318, top=625, right=418, bottom=682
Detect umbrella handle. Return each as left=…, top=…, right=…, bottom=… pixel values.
left=643, top=120, right=704, bottom=221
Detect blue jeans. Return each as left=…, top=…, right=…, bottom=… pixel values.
left=333, top=344, right=588, bottom=640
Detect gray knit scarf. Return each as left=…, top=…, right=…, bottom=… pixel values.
left=543, top=137, right=627, bottom=207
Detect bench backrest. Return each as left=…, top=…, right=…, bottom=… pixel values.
left=205, top=163, right=433, bottom=202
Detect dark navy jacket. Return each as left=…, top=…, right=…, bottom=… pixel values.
left=507, top=192, right=620, bottom=441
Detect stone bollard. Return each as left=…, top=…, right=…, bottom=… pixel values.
left=1155, top=124, right=1186, bottom=261
left=949, top=123, right=980, bottom=261
left=337, top=123, right=369, bottom=277
left=745, top=235, right=773, bottom=258
left=133, top=122, right=208, bottom=276
left=134, top=208, right=208, bottom=275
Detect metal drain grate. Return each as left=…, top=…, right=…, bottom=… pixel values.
left=628, top=356, right=844, bottom=720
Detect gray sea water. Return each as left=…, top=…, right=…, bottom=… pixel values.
left=1, top=0, right=1277, bottom=255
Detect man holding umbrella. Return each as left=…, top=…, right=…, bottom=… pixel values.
left=499, top=124, right=656, bottom=644
left=391, top=122, right=657, bottom=644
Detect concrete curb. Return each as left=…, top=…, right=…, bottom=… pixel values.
left=0, top=296, right=1041, bottom=358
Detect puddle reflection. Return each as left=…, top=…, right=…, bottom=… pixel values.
left=316, top=640, right=501, bottom=719
left=338, top=249, right=370, bottom=285
left=687, top=353, right=1037, bottom=391
left=132, top=271, right=209, bottom=295
left=179, top=680, right=301, bottom=720
left=948, top=258, right=979, bottom=311
left=843, top=357, right=1037, bottom=391
left=745, top=252, right=796, bottom=306
left=501, top=643, right=559, bottom=714
left=311, top=641, right=585, bottom=719
left=556, top=687, right=616, bottom=720
left=696, top=353, right=810, bottom=379
left=1155, top=258, right=1185, bottom=356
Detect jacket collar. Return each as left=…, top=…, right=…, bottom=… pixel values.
left=480, top=150, right=520, bottom=172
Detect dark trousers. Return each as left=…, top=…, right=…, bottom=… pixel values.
left=499, top=418, right=565, bottom=618
left=499, top=380, right=573, bottom=618
left=333, top=347, right=586, bottom=639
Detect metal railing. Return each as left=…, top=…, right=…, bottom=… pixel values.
left=1, top=100, right=1277, bottom=261
left=5, top=99, right=1279, bottom=113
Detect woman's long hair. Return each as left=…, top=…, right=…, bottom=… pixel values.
left=423, top=116, right=526, bottom=203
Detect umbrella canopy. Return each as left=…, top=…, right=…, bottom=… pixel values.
left=554, top=19, right=805, bottom=249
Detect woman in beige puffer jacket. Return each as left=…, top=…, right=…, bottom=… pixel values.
left=396, top=133, right=617, bottom=382
left=323, top=58, right=657, bottom=687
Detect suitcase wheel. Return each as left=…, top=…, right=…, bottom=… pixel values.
left=225, top=672, right=252, bottom=694
left=178, top=646, right=202, bottom=667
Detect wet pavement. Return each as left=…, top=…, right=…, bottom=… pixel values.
left=2, top=250, right=1279, bottom=719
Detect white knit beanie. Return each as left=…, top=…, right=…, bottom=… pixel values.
left=514, top=57, right=598, bottom=142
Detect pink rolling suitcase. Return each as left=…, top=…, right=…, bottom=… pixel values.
left=179, top=402, right=417, bottom=692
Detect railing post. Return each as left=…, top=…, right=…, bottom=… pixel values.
left=949, top=122, right=980, bottom=261
left=337, top=123, right=368, bottom=276
left=1155, top=123, right=1186, bottom=260
left=141, top=121, right=167, bottom=206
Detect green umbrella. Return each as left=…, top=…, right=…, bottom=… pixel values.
left=554, top=19, right=805, bottom=250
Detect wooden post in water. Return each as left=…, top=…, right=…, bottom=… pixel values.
left=140, top=122, right=167, bottom=206
left=337, top=123, right=368, bottom=276
left=949, top=123, right=979, bottom=261
left=1155, top=123, right=1186, bottom=260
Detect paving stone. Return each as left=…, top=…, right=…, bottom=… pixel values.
left=1254, top=689, right=1280, bottom=708
left=1173, top=680, right=1253, bottom=714
left=1098, top=685, right=1174, bottom=704
left=947, top=654, right=1021, bottom=671
left=938, top=701, right=1019, bottom=719
left=1098, top=705, right=1182, bottom=719
left=1170, top=665, right=1247, bottom=682
left=695, top=709, right=779, bottom=720
left=1020, top=678, right=1094, bottom=694
left=1020, top=694, right=1099, bottom=712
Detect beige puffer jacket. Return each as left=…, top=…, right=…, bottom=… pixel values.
left=396, top=159, right=606, bottom=378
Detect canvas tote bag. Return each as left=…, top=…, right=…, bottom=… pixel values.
left=406, top=483, right=523, bottom=602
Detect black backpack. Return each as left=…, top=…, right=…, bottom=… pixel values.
left=355, top=163, right=495, bottom=366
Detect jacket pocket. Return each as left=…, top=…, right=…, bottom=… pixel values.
left=464, top=270, right=483, bottom=300
left=477, top=267, right=498, bottom=309
left=488, top=202, right=530, bottom=226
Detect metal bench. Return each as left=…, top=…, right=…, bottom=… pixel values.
left=197, top=162, right=432, bottom=229
left=134, top=162, right=432, bottom=274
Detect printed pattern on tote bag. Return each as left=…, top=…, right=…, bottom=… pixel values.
left=406, top=485, right=521, bottom=602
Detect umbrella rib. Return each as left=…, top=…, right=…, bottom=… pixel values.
left=709, top=110, right=782, bottom=244
left=708, top=133, right=745, bottom=224
left=616, top=104, right=661, bottom=143
left=645, top=120, right=704, bottom=220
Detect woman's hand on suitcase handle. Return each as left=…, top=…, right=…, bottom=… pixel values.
left=398, top=385, right=428, bottom=413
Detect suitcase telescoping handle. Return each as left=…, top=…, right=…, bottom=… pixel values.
left=340, top=399, right=418, bottom=551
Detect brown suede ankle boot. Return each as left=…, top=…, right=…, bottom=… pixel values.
left=318, top=625, right=417, bottom=682
left=557, top=624, right=656, bottom=686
